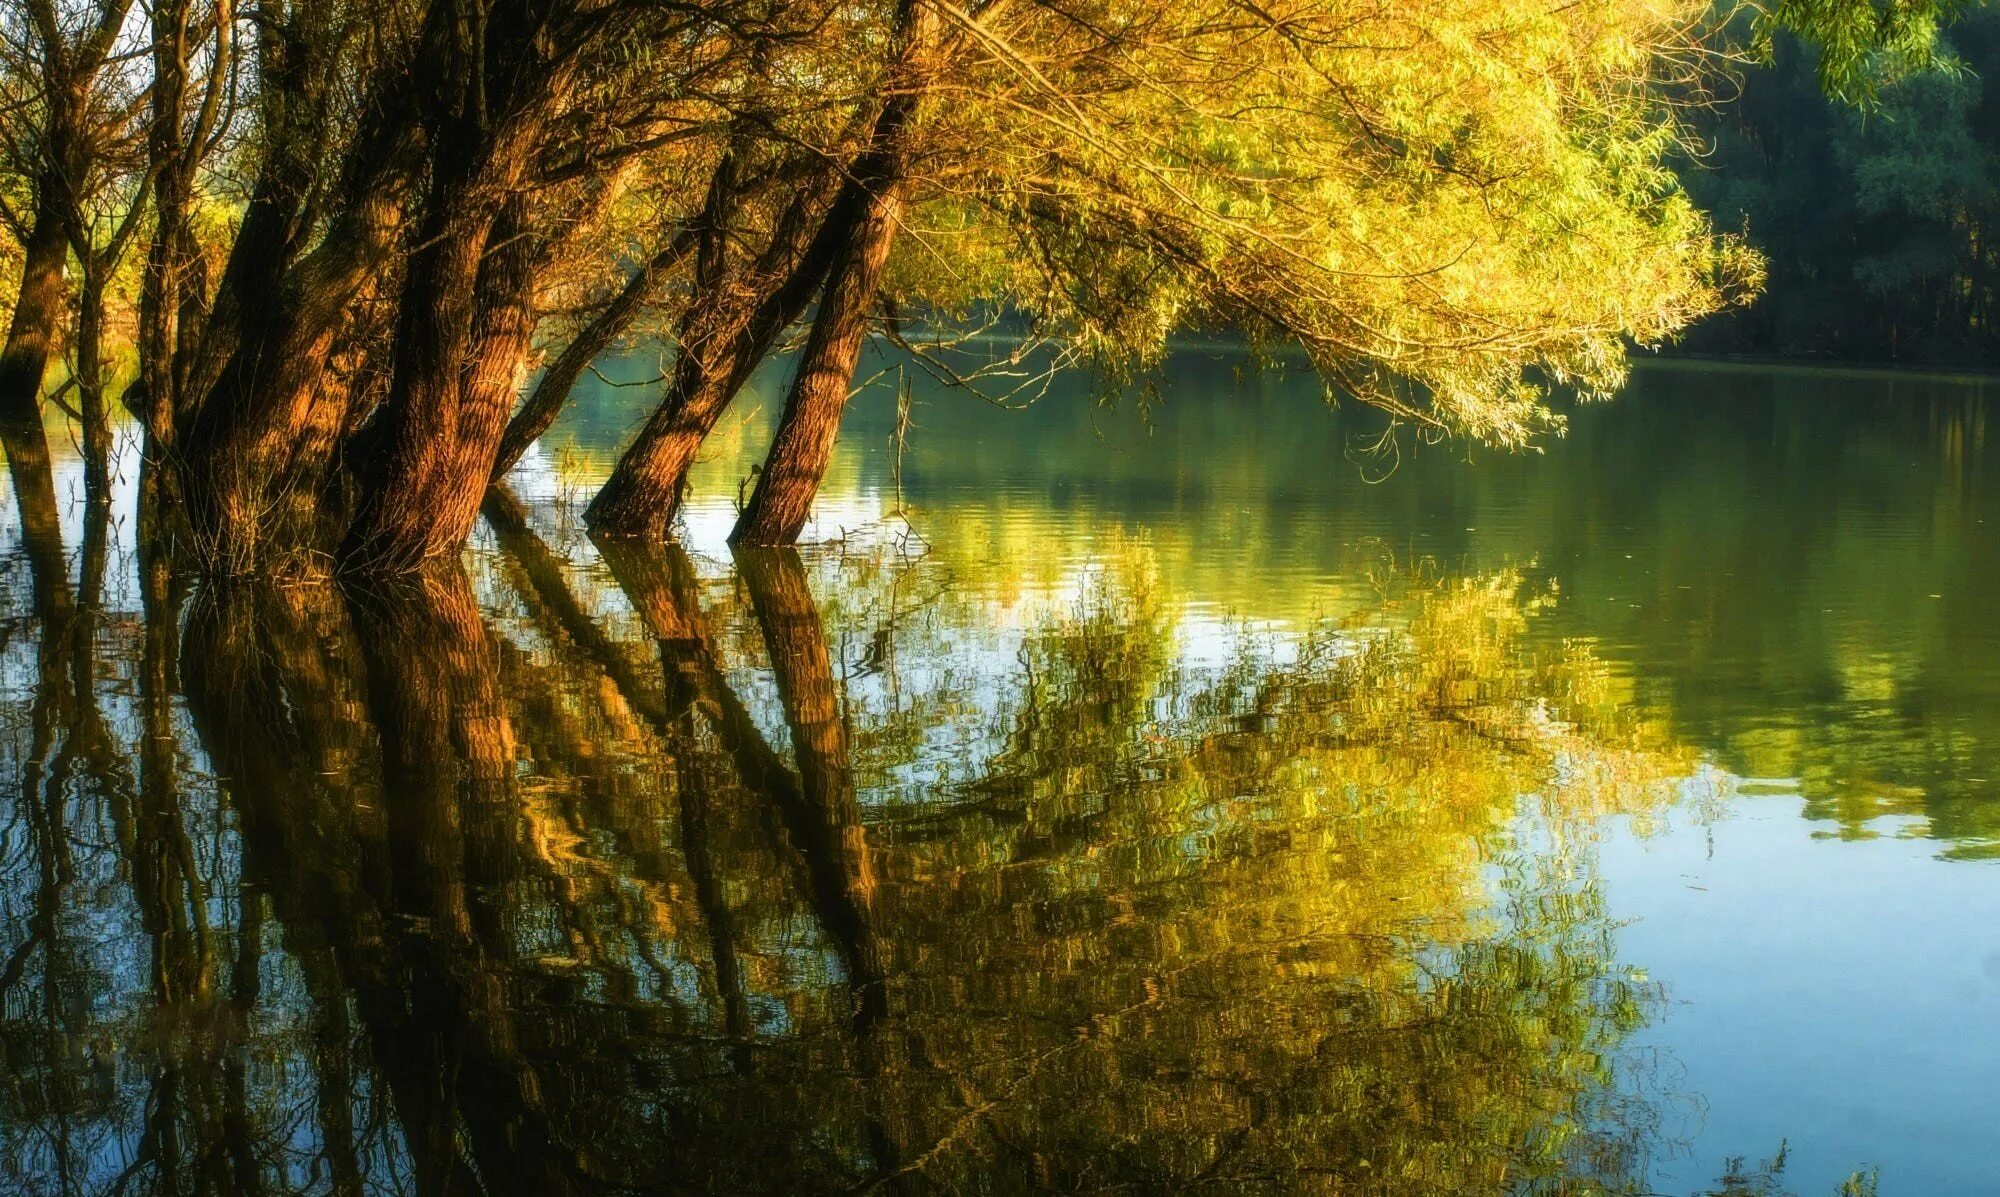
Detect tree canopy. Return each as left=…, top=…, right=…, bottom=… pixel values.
left=0, top=0, right=1978, bottom=564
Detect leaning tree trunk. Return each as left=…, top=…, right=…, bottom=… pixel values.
left=489, top=228, right=697, bottom=480
left=0, top=200, right=72, bottom=578
left=728, top=180, right=906, bottom=546
left=581, top=342, right=750, bottom=540
left=172, top=1, right=429, bottom=571
left=729, top=0, right=934, bottom=547
left=585, top=179, right=838, bottom=540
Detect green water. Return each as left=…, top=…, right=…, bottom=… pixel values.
left=0, top=352, right=1994, bottom=1193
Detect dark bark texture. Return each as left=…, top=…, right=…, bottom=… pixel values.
left=0, top=201, right=71, bottom=583
left=729, top=0, right=936, bottom=546
left=586, top=171, right=840, bottom=540
left=490, top=228, right=699, bottom=480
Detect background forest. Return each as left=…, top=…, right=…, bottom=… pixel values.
left=1681, top=9, right=2000, bottom=366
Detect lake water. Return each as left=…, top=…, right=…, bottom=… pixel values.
left=1, top=351, right=1995, bottom=1194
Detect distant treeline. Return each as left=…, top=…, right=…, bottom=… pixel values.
left=1680, top=12, right=2000, bottom=368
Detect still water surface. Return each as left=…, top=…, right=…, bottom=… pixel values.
left=1, top=352, right=1995, bottom=1193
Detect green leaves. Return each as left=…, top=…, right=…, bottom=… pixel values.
left=890, top=0, right=1766, bottom=448
left=1758, top=0, right=1975, bottom=102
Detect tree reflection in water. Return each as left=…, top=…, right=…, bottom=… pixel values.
left=1, top=494, right=1734, bottom=1194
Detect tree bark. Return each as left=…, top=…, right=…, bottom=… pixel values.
left=173, top=126, right=420, bottom=568
left=0, top=197, right=71, bottom=581
left=1, top=0, right=138, bottom=556
left=74, top=259, right=115, bottom=500
left=585, top=176, right=839, bottom=540
left=344, top=182, right=539, bottom=571
left=135, top=0, right=229, bottom=446
left=172, top=0, right=439, bottom=568
left=728, top=181, right=906, bottom=546
left=489, top=228, right=698, bottom=481
left=729, top=0, right=935, bottom=546
left=340, top=0, right=596, bottom=573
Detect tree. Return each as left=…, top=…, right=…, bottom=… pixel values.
left=572, top=0, right=1765, bottom=547
left=0, top=0, right=1979, bottom=567
left=1761, top=0, right=1977, bottom=100
left=1679, top=10, right=2000, bottom=364
left=0, top=0, right=139, bottom=555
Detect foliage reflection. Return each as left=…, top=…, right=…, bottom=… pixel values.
left=0, top=490, right=1762, bottom=1194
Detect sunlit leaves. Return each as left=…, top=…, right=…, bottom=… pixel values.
left=888, top=0, right=1764, bottom=447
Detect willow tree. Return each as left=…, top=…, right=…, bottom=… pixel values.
left=139, top=0, right=778, bottom=570
left=1763, top=0, right=1978, bottom=98
left=572, top=5, right=893, bottom=539
left=132, top=0, right=236, bottom=450
left=0, top=0, right=1974, bottom=570
left=577, top=134, right=855, bottom=539
left=936, top=0, right=1762, bottom=446
left=553, top=0, right=1977, bottom=551
left=576, top=0, right=1760, bottom=547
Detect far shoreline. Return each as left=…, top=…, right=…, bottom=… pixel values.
left=1632, top=351, right=1999, bottom=387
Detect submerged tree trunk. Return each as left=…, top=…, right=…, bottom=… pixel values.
left=0, top=202, right=72, bottom=575
left=728, top=181, right=906, bottom=546
left=137, top=0, right=230, bottom=448
left=585, top=174, right=839, bottom=540
left=729, top=0, right=935, bottom=547
left=344, top=174, right=539, bottom=571
left=174, top=144, right=416, bottom=569
left=74, top=262, right=116, bottom=500
left=171, top=0, right=437, bottom=570
left=490, top=228, right=698, bottom=480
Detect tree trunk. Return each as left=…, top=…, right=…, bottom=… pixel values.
left=343, top=176, right=537, bottom=571
left=138, top=0, right=196, bottom=445
left=728, top=180, right=906, bottom=546
left=1, top=0, right=137, bottom=556
left=490, top=228, right=698, bottom=480
left=175, top=180, right=413, bottom=569
left=583, top=358, right=744, bottom=539
left=74, top=262, right=115, bottom=501
left=0, top=200, right=71, bottom=581
left=172, top=0, right=429, bottom=569
left=1, top=195, right=68, bottom=406
left=137, top=144, right=210, bottom=447
left=586, top=179, right=839, bottom=540
left=729, top=0, right=934, bottom=546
